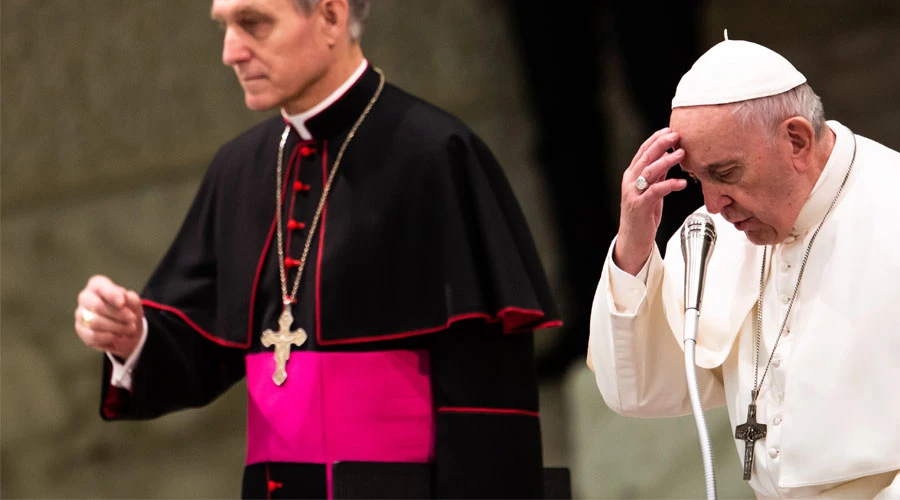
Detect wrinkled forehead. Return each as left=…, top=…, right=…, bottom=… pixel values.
left=669, top=105, right=736, bottom=134
left=670, top=105, right=745, bottom=171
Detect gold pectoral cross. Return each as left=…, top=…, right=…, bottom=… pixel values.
left=261, top=308, right=307, bottom=385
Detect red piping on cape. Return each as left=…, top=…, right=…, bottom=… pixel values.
left=142, top=299, right=245, bottom=348
left=283, top=144, right=303, bottom=260
left=315, top=142, right=328, bottom=346
left=246, top=137, right=305, bottom=348
left=145, top=130, right=561, bottom=349
left=438, top=406, right=540, bottom=418
left=310, top=142, right=562, bottom=344
left=318, top=310, right=562, bottom=346
left=145, top=297, right=558, bottom=350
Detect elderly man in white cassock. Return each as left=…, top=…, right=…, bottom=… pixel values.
left=587, top=33, right=900, bottom=498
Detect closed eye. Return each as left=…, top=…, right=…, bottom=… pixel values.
left=713, top=167, right=741, bottom=183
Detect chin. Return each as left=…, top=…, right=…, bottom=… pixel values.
left=744, top=234, right=769, bottom=246
left=243, top=94, right=281, bottom=112
left=743, top=228, right=778, bottom=246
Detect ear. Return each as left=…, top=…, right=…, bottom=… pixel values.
left=783, top=117, right=815, bottom=172
left=317, top=0, right=349, bottom=48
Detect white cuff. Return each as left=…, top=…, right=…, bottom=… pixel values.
left=608, top=240, right=652, bottom=314
left=106, top=316, right=148, bottom=391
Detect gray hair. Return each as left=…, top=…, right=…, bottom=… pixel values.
left=730, top=83, right=826, bottom=141
left=293, top=0, right=371, bottom=42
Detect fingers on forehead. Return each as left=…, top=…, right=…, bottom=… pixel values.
left=648, top=177, right=687, bottom=197
left=635, top=128, right=672, bottom=159
left=646, top=132, right=679, bottom=160
left=643, top=149, right=685, bottom=184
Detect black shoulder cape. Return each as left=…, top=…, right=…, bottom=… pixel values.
left=140, top=65, right=561, bottom=348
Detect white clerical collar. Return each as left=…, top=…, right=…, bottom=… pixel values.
left=281, top=59, right=369, bottom=140
left=790, top=120, right=854, bottom=236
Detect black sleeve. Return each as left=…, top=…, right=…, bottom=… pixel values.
left=430, top=320, right=544, bottom=499
left=100, top=311, right=246, bottom=420
left=100, top=147, right=247, bottom=420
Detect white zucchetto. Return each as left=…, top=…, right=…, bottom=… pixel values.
left=672, top=33, right=807, bottom=108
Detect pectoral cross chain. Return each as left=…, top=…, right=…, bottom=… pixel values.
left=261, top=308, right=307, bottom=386
left=734, top=397, right=767, bottom=480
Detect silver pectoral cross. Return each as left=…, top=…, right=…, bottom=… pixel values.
left=735, top=397, right=767, bottom=480
left=261, top=308, right=307, bottom=386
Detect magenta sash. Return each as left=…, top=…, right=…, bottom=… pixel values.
left=245, top=350, right=435, bottom=466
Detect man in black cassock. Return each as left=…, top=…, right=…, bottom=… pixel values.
left=72, top=0, right=564, bottom=498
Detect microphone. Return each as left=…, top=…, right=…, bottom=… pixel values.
left=680, top=212, right=719, bottom=500
left=681, top=213, right=717, bottom=313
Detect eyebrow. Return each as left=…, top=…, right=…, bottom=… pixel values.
left=684, top=160, right=740, bottom=175
left=211, top=5, right=267, bottom=21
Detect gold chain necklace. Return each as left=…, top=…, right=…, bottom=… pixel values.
left=735, top=131, right=856, bottom=480
left=260, top=67, right=386, bottom=385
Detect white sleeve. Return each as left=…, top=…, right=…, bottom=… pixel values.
left=607, top=244, right=651, bottom=313
left=588, top=237, right=725, bottom=418
left=106, top=316, right=149, bottom=391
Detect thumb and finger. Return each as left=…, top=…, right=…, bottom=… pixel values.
left=622, top=131, right=687, bottom=225
left=77, top=275, right=144, bottom=332
left=75, top=277, right=145, bottom=358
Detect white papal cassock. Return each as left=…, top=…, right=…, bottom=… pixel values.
left=588, top=121, right=900, bottom=498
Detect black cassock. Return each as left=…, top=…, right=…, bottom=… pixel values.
left=100, top=65, right=565, bottom=499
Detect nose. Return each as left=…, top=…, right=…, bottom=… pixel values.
left=701, top=184, right=732, bottom=215
left=222, top=27, right=251, bottom=66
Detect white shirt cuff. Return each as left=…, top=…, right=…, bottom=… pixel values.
left=106, top=316, right=148, bottom=391
left=608, top=241, right=652, bottom=313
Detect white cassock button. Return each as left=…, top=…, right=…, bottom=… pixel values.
left=777, top=392, right=785, bottom=402
left=781, top=295, right=790, bottom=305
left=772, top=415, right=782, bottom=426
left=781, top=262, right=791, bottom=272
left=772, top=357, right=781, bottom=368
left=768, top=447, right=780, bottom=458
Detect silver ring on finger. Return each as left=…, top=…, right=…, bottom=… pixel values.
left=635, top=175, right=649, bottom=192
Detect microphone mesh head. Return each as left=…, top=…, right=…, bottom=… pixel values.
left=681, top=212, right=717, bottom=245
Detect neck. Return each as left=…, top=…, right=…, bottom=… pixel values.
left=805, top=125, right=838, bottom=189
left=283, top=45, right=365, bottom=115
